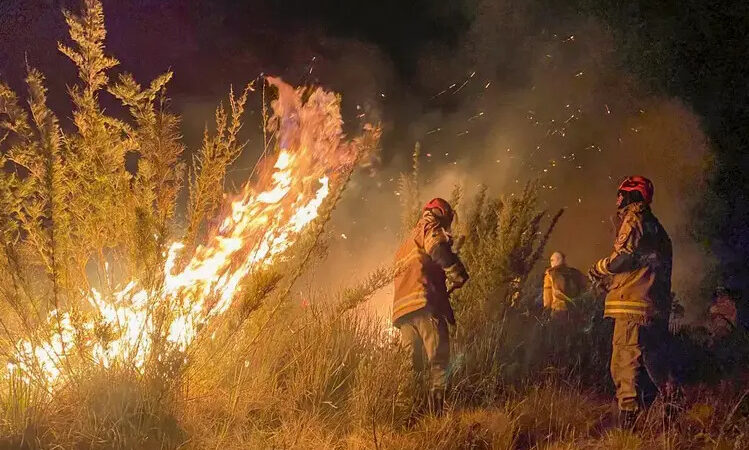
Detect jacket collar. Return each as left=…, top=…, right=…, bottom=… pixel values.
left=618, top=201, right=648, bottom=217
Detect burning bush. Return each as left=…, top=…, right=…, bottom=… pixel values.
left=0, top=0, right=380, bottom=445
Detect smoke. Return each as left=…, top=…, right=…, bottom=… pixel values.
left=307, top=1, right=712, bottom=318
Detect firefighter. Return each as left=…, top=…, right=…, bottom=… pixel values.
left=588, top=176, right=674, bottom=426
left=543, top=251, right=587, bottom=319
left=392, top=198, right=469, bottom=414
left=542, top=251, right=587, bottom=360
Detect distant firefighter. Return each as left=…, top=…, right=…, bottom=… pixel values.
left=392, top=198, right=469, bottom=414
left=543, top=251, right=587, bottom=318
left=708, top=286, right=737, bottom=340
left=588, top=176, right=674, bottom=425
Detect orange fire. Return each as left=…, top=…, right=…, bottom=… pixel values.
left=8, top=78, right=378, bottom=386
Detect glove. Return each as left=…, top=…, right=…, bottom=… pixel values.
left=588, top=266, right=605, bottom=283
left=445, top=261, right=468, bottom=293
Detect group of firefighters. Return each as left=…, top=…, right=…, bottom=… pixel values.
left=391, top=175, right=737, bottom=426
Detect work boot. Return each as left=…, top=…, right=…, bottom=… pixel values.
left=428, top=389, right=445, bottom=416
left=618, top=409, right=640, bottom=429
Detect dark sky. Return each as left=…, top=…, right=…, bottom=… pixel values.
left=2, top=0, right=749, bottom=301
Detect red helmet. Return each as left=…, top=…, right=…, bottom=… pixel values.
left=617, top=176, right=654, bottom=204
left=423, top=198, right=454, bottom=224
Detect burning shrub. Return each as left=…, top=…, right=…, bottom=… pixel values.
left=0, top=0, right=381, bottom=446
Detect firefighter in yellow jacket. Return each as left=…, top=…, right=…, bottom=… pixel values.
left=544, top=251, right=587, bottom=318
left=588, top=176, right=673, bottom=425
left=393, top=198, right=468, bottom=413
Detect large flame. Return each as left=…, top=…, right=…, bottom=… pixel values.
left=8, top=78, right=374, bottom=386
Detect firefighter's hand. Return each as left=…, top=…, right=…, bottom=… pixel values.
left=587, top=267, right=604, bottom=283
left=446, top=267, right=468, bottom=294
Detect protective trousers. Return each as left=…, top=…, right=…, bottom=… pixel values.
left=610, top=319, right=671, bottom=411
left=398, top=310, right=450, bottom=393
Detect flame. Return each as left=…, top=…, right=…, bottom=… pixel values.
left=8, top=78, right=373, bottom=386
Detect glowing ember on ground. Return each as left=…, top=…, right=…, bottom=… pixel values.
left=8, top=78, right=377, bottom=387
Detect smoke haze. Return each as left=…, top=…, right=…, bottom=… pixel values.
left=306, top=3, right=712, bottom=318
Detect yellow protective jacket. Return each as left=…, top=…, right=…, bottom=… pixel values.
left=543, top=265, right=587, bottom=311
left=593, top=202, right=672, bottom=324
left=392, top=211, right=468, bottom=326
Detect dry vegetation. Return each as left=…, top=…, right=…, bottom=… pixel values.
left=0, top=1, right=748, bottom=449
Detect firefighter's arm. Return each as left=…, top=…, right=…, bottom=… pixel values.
left=543, top=271, right=553, bottom=308
left=590, top=214, right=642, bottom=279
left=425, top=226, right=469, bottom=290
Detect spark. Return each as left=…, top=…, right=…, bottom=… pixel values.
left=431, top=88, right=449, bottom=99
left=468, top=112, right=485, bottom=121
left=453, top=71, right=476, bottom=94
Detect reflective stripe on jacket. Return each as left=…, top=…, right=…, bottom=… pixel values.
left=392, top=211, right=456, bottom=326
left=594, top=202, right=672, bottom=324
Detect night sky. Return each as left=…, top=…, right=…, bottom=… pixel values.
left=1, top=0, right=749, bottom=305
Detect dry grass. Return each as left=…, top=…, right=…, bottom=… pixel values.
left=1, top=302, right=748, bottom=448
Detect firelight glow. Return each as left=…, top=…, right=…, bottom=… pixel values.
left=8, top=78, right=372, bottom=387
